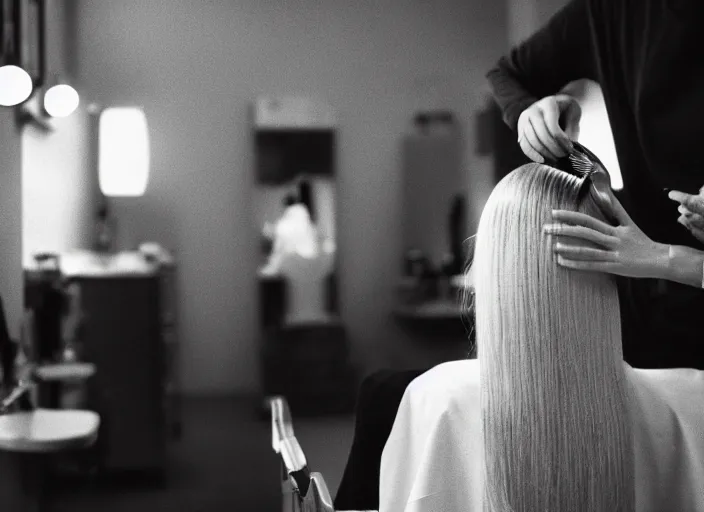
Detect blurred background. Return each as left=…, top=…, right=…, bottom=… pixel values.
left=0, top=0, right=620, bottom=510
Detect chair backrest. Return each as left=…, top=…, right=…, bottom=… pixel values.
left=269, top=396, right=335, bottom=512
left=271, top=394, right=296, bottom=448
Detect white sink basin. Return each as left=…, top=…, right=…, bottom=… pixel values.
left=0, top=409, right=100, bottom=453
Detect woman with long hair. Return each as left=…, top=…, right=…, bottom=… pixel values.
left=379, top=163, right=704, bottom=511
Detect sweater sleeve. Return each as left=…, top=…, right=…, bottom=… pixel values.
left=486, top=0, right=599, bottom=130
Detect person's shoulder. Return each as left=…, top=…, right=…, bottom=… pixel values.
left=405, top=359, right=480, bottom=412
left=627, top=364, right=704, bottom=416
left=628, top=365, right=704, bottom=393
left=408, top=359, right=479, bottom=389
left=626, top=365, right=704, bottom=509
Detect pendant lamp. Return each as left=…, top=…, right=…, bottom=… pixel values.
left=43, top=80, right=79, bottom=117
left=0, top=1, right=32, bottom=106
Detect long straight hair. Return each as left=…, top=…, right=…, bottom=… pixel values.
left=472, top=164, right=635, bottom=512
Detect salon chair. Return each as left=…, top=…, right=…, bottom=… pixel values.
left=270, top=395, right=338, bottom=512
left=0, top=377, right=100, bottom=512
left=270, top=395, right=378, bottom=512
left=0, top=294, right=100, bottom=512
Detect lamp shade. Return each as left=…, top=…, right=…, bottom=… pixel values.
left=98, top=107, right=150, bottom=197
left=43, top=84, right=79, bottom=117
left=0, top=65, right=33, bottom=106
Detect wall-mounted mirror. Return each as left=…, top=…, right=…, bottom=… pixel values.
left=253, top=98, right=357, bottom=416
left=253, top=97, right=338, bottom=328
left=396, top=111, right=469, bottom=313
left=401, top=111, right=467, bottom=274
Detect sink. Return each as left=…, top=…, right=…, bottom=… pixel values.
left=0, top=409, right=100, bottom=453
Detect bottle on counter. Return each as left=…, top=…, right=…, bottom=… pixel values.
left=94, top=205, right=116, bottom=253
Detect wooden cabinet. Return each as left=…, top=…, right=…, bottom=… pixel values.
left=158, top=262, right=182, bottom=439
left=75, top=274, right=169, bottom=473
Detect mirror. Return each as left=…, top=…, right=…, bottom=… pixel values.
left=253, top=97, right=339, bottom=328
left=399, top=111, right=468, bottom=300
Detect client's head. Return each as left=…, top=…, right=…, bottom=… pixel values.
left=472, top=163, right=634, bottom=512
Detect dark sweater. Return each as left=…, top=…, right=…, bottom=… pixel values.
left=487, top=0, right=704, bottom=370
left=487, top=0, right=704, bottom=249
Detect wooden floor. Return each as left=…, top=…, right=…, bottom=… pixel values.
left=46, top=397, right=356, bottom=512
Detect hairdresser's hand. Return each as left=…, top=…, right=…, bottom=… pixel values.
left=544, top=192, right=670, bottom=279
left=517, top=94, right=581, bottom=163
left=668, top=188, right=704, bottom=244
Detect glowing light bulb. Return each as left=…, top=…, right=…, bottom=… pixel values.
left=43, top=84, right=80, bottom=117
left=0, top=65, right=33, bottom=106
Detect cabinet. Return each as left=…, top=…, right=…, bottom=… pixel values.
left=158, top=262, right=182, bottom=439
left=75, top=274, right=168, bottom=473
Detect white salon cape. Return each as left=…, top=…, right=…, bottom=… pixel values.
left=380, top=359, right=704, bottom=512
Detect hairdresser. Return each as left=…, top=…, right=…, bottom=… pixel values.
left=486, top=0, right=704, bottom=371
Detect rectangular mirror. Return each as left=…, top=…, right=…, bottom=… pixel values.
left=253, top=97, right=338, bottom=328
left=400, top=111, right=469, bottom=286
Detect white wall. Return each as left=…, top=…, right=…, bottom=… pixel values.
left=22, top=111, right=95, bottom=266
left=71, top=0, right=507, bottom=394
left=508, top=0, right=539, bottom=45
left=22, top=0, right=95, bottom=268
left=511, top=0, right=569, bottom=43
left=0, top=111, right=23, bottom=339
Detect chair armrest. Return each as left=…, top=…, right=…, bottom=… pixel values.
left=306, top=472, right=335, bottom=512
left=269, top=395, right=294, bottom=453
left=269, top=395, right=341, bottom=512
left=280, top=435, right=307, bottom=473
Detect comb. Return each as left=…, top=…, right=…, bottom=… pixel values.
left=564, top=141, right=604, bottom=179
left=558, top=141, right=617, bottom=223
left=568, top=152, right=597, bottom=178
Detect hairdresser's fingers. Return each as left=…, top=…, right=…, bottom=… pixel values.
left=518, top=134, right=547, bottom=164
left=550, top=210, right=616, bottom=235
left=539, top=98, right=574, bottom=154
left=529, top=115, right=566, bottom=160
left=556, top=255, right=618, bottom=273
left=524, top=118, right=561, bottom=161
left=517, top=110, right=554, bottom=161
left=517, top=110, right=546, bottom=163
left=556, top=95, right=582, bottom=141
left=553, top=243, right=616, bottom=261
left=678, top=204, right=692, bottom=216
left=520, top=122, right=553, bottom=162
left=687, top=214, right=704, bottom=229
left=669, top=190, right=704, bottom=216
left=677, top=204, right=704, bottom=226
left=543, top=224, right=618, bottom=247
left=686, top=213, right=704, bottom=229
